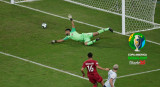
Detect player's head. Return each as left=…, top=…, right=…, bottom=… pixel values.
left=88, top=52, right=93, bottom=58
left=65, top=28, right=71, bottom=36
left=113, top=64, right=119, bottom=70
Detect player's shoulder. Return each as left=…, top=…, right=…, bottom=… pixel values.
left=65, top=35, right=71, bottom=38
left=92, top=60, right=98, bottom=63
left=83, top=60, right=87, bottom=63
left=87, top=60, right=98, bottom=64
left=83, top=60, right=89, bottom=64
left=109, top=70, right=114, bottom=73
left=109, top=70, right=117, bottom=76
left=85, top=59, right=96, bottom=62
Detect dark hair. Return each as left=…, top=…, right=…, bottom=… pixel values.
left=88, top=52, right=93, bottom=58
left=65, top=28, right=71, bottom=32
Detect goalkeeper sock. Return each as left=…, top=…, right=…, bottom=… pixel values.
left=92, top=39, right=96, bottom=43
left=87, top=40, right=96, bottom=46
left=97, top=28, right=109, bottom=34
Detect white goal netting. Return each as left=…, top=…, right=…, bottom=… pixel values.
left=65, top=0, right=160, bottom=34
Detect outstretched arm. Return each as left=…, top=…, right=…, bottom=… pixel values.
left=71, top=20, right=75, bottom=28
left=97, top=65, right=110, bottom=71
left=51, top=36, right=69, bottom=44
left=68, top=14, right=76, bottom=31
left=51, top=39, right=64, bottom=44
left=56, top=39, right=64, bottom=43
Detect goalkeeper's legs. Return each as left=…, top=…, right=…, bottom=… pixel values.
left=84, top=38, right=100, bottom=46
left=93, top=28, right=113, bottom=36
left=93, top=32, right=99, bottom=36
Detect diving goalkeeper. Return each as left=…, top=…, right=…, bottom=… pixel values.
left=51, top=14, right=113, bottom=46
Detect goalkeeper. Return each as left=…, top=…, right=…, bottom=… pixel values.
left=51, top=15, right=113, bottom=46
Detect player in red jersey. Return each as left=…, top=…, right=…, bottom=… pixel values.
left=81, top=52, right=110, bottom=87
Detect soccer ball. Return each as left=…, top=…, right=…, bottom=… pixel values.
left=42, top=23, right=47, bottom=29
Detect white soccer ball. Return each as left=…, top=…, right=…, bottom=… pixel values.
left=42, top=23, right=47, bottom=29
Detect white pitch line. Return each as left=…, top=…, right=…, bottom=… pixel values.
left=15, top=0, right=40, bottom=4
left=104, top=69, right=160, bottom=81
left=1, top=0, right=160, bottom=46
left=0, top=51, right=89, bottom=80
left=117, top=69, right=160, bottom=79
left=146, top=40, right=160, bottom=45
left=0, top=51, right=160, bottom=81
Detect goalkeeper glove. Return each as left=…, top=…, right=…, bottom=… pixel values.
left=51, top=40, right=57, bottom=44
left=68, top=14, right=73, bottom=21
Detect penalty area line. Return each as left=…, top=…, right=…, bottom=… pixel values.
left=0, top=0, right=160, bottom=46
left=0, top=51, right=160, bottom=81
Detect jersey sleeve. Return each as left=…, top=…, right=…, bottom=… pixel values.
left=95, top=61, right=99, bottom=66
left=71, top=28, right=76, bottom=32
left=63, top=36, right=70, bottom=40
left=110, top=73, right=116, bottom=79
left=82, top=62, right=86, bottom=68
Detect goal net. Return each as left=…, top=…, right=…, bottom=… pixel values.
left=64, top=0, right=160, bottom=35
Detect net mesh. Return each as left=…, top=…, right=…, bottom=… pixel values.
left=68, top=0, right=160, bottom=34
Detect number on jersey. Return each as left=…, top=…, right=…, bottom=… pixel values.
left=87, top=65, right=94, bottom=72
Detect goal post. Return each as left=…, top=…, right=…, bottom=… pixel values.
left=11, top=0, right=14, bottom=4
left=64, top=0, right=160, bottom=35
left=122, top=0, right=125, bottom=35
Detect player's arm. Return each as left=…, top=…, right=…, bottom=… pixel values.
left=81, top=67, right=85, bottom=77
left=109, top=78, right=114, bottom=87
left=97, top=65, right=110, bottom=71
left=51, top=36, right=70, bottom=44
left=68, top=14, right=76, bottom=31
left=68, top=14, right=74, bottom=28
left=56, top=39, right=64, bottom=43
left=71, top=19, right=75, bottom=28
left=51, top=39, right=64, bottom=44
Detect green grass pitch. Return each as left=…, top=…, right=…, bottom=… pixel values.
left=0, top=0, right=160, bottom=87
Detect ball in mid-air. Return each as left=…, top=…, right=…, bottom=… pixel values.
left=42, top=23, right=47, bottom=29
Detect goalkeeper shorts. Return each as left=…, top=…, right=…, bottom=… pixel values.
left=82, top=33, right=93, bottom=42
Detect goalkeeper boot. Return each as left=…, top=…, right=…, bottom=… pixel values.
left=96, top=38, right=100, bottom=41
left=109, top=28, right=113, bottom=33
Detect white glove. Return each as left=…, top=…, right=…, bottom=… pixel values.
left=68, top=14, right=72, bottom=19
left=68, top=14, right=73, bottom=21
left=51, top=40, right=56, bottom=44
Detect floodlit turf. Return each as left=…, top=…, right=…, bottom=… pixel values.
left=0, top=0, right=160, bottom=87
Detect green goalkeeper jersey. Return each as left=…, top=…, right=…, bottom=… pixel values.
left=63, top=28, right=84, bottom=42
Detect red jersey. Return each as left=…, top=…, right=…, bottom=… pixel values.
left=82, top=59, right=99, bottom=75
